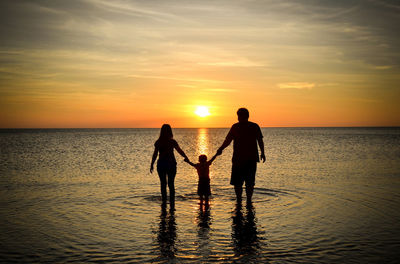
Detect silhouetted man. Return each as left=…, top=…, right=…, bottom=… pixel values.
left=217, top=108, right=265, bottom=204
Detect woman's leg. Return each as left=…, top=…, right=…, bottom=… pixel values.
left=157, top=167, right=167, bottom=202
left=167, top=166, right=177, bottom=202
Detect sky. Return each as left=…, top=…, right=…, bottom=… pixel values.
left=0, top=0, right=399, bottom=128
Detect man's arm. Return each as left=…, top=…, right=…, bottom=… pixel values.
left=217, top=128, right=233, bottom=155
left=258, top=137, right=266, bottom=163
left=207, top=154, right=218, bottom=165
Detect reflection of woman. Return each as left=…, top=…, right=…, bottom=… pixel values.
left=150, top=124, right=188, bottom=204
left=157, top=204, right=177, bottom=259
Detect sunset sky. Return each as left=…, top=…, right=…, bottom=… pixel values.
left=0, top=0, right=399, bottom=128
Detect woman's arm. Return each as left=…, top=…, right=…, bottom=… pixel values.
left=174, top=142, right=188, bottom=160
left=150, top=146, right=158, bottom=173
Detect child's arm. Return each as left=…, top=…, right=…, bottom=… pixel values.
left=207, top=154, right=218, bottom=165
left=184, top=158, right=196, bottom=167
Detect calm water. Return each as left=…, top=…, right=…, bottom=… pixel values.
left=0, top=128, right=399, bottom=263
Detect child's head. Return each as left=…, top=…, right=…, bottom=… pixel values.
left=198, top=154, right=207, bottom=163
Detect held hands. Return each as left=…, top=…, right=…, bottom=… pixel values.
left=184, top=157, right=190, bottom=163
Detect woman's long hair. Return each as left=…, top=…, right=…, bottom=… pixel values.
left=159, top=124, right=173, bottom=141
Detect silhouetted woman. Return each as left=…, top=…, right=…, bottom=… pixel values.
left=150, top=124, right=189, bottom=204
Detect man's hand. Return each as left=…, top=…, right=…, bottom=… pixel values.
left=260, top=153, right=266, bottom=163
left=184, top=157, right=190, bottom=163
left=150, top=164, right=154, bottom=173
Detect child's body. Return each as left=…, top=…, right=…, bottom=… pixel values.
left=185, top=154, right=217, bottom=202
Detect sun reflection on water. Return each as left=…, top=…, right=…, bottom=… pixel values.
left=197, top=128, right=209, bottom=157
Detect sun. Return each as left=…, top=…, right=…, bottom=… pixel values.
left=195, top=106, right=210, bottom=117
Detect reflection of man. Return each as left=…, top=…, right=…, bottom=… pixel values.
left=217, top=108, right=265, bottom=204
left=231, top=204, right=260, bottom=256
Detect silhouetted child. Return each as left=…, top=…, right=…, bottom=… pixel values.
left=185, top=154, right=218, bottom=203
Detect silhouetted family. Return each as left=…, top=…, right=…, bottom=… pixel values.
left=150, top=108, right=265, bottom=207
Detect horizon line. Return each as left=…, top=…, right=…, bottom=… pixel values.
left=1, top=126, right=399, bottom=129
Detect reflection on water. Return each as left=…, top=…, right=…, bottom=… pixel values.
left=197, top=200, right=211, bottom=230
left=197, top=128, right=209, bottom=156
left=196, top=201, right=212, bottom=258
left=232, top=203, right=262, bottom=259
left=157, top=204, right=177, bottom=260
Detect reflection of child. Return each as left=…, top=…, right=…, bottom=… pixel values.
left=185, top=154, right=218, bottom=202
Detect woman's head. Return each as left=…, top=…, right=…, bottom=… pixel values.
left=159, top=124, right=173, bottom=140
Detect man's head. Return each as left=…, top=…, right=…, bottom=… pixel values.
left=237, top=108, right=249, bottom=123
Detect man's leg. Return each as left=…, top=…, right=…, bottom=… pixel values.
left=245, top=161, right=257, bottom=204
left=232, top=163, right=242, bottom=202
left=234, top=184, right=243, bottom=202
left=245, top=185, right=254, bottom=204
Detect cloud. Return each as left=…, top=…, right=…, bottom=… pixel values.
left=204, top=88, right=237, bottom=92
left=373, top=65, right=392, bottom=70
left=278, top=82, right=315, bottom=90
left=198, top=60, right=265, bottom=67
left=127, top=74, right=227, bottom=84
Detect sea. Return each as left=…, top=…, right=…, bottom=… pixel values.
left=0, top=127, right=399, bottom=263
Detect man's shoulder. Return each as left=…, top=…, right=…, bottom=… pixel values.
left=248, top=122, right=263, bottom=137
left=230, top=121, right=261, bottom=130
left=238, top=121, right=261, bottom=129
left=248, top=121, right=260, bottom=127
left=231, top=122, right=240, bottom=128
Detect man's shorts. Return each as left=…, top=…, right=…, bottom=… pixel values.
left=230, top=161, right=257, bottom=186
